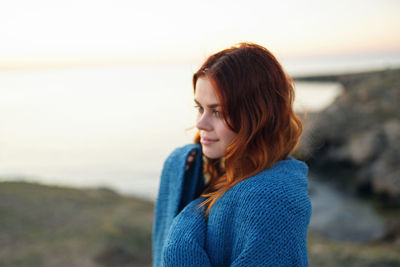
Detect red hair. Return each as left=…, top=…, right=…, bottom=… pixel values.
left=193, top=43, right=302, bottom=216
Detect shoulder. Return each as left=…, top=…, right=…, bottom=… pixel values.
left=164, top=143, right=201, bottom=164
left=169, top=143, right=201, bottom=157
left=161, top=144, right=201, bottom=172
left=219, top=156, right=311, bottom=221
left=231, top=156, right=309, bottom=196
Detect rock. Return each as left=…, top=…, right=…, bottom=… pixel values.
left=371, top=157, right=400, bottom=197
left=348, top=130, right=382, bottom=164
left=383, top=120, right=400, bottom=147
left=378, top=218, right=400, bottom=244
left=294, top=68, right=400, bottom=206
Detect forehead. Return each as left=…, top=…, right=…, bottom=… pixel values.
left=194, top=77, right=219, bottom=104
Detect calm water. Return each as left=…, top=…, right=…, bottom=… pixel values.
left=308, top=175, right=385, bottom=242
left=0, top=64, right=340, bottom=199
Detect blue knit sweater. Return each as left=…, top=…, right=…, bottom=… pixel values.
left=152, top=144, right=312, bottom=266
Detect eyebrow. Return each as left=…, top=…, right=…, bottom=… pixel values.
left=194, top=99, right=220, bottom=108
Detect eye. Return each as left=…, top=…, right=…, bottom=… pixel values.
left=213, top=110, right=220, bottom=117
left=194, top=105, right=204, bottom=114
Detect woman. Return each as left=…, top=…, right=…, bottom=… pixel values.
left=153, top=43, right=311, bottom=266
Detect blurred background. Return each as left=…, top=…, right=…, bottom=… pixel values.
left=0, top=0, right=399, bottom=266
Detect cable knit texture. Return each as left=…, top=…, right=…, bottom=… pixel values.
left=152, top=144, right=312, bottom=266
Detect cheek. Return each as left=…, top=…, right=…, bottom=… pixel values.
left=217, top=123, right=237, bottom=144
left=225, top=130, right=237, bottom=144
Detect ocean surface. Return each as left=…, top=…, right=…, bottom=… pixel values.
left=0, top=61, right=379, bottom=200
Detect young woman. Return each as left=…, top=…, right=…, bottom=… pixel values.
left=153, top=43, right=311, bottom=266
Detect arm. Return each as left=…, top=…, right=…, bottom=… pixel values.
left=162, top=198, right=213, bottom=267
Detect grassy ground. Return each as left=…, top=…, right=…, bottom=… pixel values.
left=1, top=181, right=399, bottom=267
left=0, top=181, right=153, bottom=267
left=308, top=232, right=400, bottom=267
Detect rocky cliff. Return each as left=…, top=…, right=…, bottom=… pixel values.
left=294, top=68, right=400, bottom=206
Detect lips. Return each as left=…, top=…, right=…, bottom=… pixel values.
left=201, top=137, right=219, bottom=145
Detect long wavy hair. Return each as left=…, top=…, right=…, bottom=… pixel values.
left=193, top=43, right=302, bottom=216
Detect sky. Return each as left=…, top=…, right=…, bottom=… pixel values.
left=0, top=0, right=399, bottom=69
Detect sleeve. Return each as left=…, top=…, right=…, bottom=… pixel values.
left=230, top=188, right=311, bottom=267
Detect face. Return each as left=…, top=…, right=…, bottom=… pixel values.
left=194, top=77, right=237, bottom=159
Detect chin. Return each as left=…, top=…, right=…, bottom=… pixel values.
left=202, top=146, right=224, bottom=159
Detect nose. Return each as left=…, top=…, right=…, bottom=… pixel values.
left=196, top=112, right=213, bottom=131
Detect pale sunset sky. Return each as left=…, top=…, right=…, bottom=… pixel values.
left=0, top=0, right=399, bottom=69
